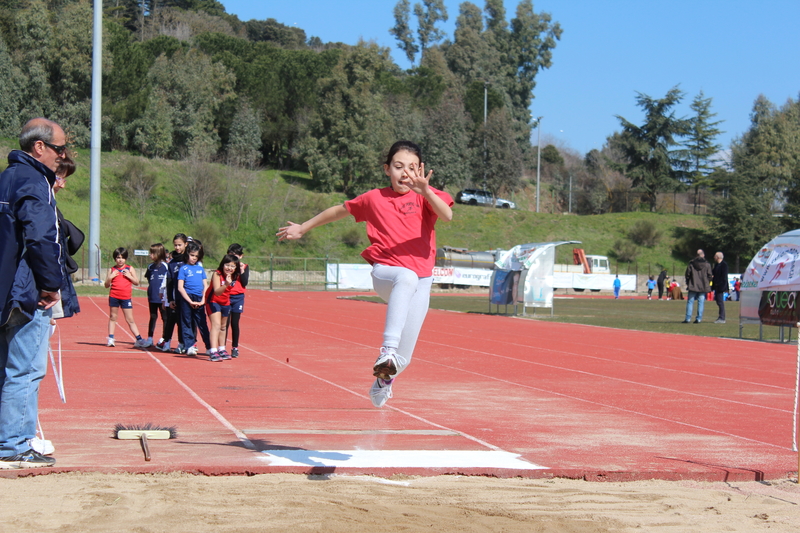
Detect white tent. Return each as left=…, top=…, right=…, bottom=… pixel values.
left=740, top=228, right=800, bottom=328
left=493, top=241, right=580, bottom=312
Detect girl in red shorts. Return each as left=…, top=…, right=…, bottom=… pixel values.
left=104, top=247, right=146, bottom=348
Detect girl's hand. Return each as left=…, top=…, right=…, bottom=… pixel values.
left=405, top=162, right=433, bottom=195
left=277, top=221, right=303, bottom=241
left=225, top=274, right=233, bottom=284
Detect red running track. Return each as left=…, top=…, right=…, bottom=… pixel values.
left=7, top=291, right=798, bottom=481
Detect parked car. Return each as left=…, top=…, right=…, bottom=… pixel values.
left=455, top=189, right=516, bottom=209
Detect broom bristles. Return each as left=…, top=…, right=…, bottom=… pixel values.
left=114, top=423, right=177, bottom=439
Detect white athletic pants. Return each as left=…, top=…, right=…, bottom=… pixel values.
left=371, top=264, right=433, bottom=376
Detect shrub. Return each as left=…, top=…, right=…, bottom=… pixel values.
left=628, top=220, right=662, bottom=247
left=612, top=239, right=639, bottom=263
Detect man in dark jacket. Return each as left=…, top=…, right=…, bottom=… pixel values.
left=712, top=252, right=729, bottom=324
left=657, top=268, right=668, bottom=300
left=0, top=118, right=69, bottom=468
left=682, top=249, right=713, bottom=323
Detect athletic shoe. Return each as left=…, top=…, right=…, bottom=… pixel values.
left=373, top=346, right=398, bottom=381
left=230, top=348, right=239, bottom=358
left=174, top=344, right=186, bottom=354
left=106, top=337, right=115, bottom=347
left=143, top=337, right=153, bottom=347
left=694, top=319, right=701, bottom=324
left=134, top=338, right=148, bottom=348
left=27, top=437, right=55, bottom=456
left=207, top=349, right=217, bottom=357
left=157, top=340, right=171, bottom=352
left=187, top=345, right=198, bottom=356
left=369, top=378, right=393, bottom=408
left=0, top=449, right=56, bottom=468
left=209, top=352, right=222, bottom=362
left=218, top=349, right=231, bottom=360
left=714, top=319, right=726, bottom=324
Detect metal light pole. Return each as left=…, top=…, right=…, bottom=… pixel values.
left=535, top=116, right=543, bottom=213
left=88, top=0, right=102, bottom=281
left=483, top=81, right=488, bottom=190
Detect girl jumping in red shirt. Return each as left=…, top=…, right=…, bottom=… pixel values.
left=278, top=140, right=453, bottom=408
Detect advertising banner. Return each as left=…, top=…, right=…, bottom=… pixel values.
left=757, top=291, right=800, bottom=326
left=432, top=266, right=493, bottom=287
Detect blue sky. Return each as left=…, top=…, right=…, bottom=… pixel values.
left=219, top=0, right=799, bottom=156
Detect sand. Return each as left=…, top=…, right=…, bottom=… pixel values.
left=2, top=472, right=798, bottom=532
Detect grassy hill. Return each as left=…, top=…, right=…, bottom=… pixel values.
left=1, top=139, right=708, bottom=277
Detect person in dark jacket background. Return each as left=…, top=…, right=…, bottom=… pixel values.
left=682, top=249, right=713, bottom=324
left=0, top=118, right=73, bottom=468
left=712, top=252, right=729, bottom=324
left=657, top=268, right=668, bottom=300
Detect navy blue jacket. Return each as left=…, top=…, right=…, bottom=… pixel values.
left=0, top=150, right=65, bottom=325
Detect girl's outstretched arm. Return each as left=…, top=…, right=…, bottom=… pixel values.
left=277, top=204, right=350, bottom=241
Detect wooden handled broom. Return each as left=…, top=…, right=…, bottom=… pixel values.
left=114, top=423, right=177, bottom=461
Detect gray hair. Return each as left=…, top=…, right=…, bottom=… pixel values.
left=19, top=118, right=56, bottom=152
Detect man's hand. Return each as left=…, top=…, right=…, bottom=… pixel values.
left=38, top=290, right=60, bottom=309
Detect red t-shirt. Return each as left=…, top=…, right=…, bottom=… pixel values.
left=207, top=270, right=233, bottom=306
left=228, top=263, right=247, bottom=295
left=344, top=186, right=453, bottom=277
left=109, top=265, right=133, bottom=299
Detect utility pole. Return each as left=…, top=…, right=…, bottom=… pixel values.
left=483, top=81, right=488, bottom=191
left=88, top=0, right=102, bottom=281
left=535, top=116, right=543, bottom=213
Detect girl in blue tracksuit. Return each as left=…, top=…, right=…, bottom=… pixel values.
left=177, top=241, right=210, bottom=356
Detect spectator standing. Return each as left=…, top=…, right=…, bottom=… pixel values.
left=613, top=275, right=621, bottom=299
left=657, top=268, right=668, bottom=300
left=712, top=252, right=729, bottom=324
left=0, top=118, right=73, bottom=468
left=682, top=249, right=713, bottom=323
left=646, top=276, right=656, bottom=300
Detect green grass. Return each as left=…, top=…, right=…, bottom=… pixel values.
left=349, top=294, right=790, bottom=343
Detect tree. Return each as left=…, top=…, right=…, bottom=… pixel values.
left=0, top=31, right=21, bottom=136
left=390, top=0, right=418, bottom=65
left=299, top=43, right=394, bottom=195
left=615, top=86, right=690, bottom=212
left=142, top=48, right=236, bottom=159
left=13, top=0, right=55, bottom=119
left=482, top=107, right=523, bottom=199
left=414, top=0, right=448, bottom=57
left=226, top=99, right=262, bottom=168
left=707, top=171, right=781, bottom=272
left=706, top=95, right=800, bottom=269
left=422, top=89, right=472, bottom=191
left=682, top=91, right=724, bottom=214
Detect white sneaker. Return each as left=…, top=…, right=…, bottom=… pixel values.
left=157, top=340, right=171, bottom=352
left=373, top=346, right=398, bottom=380
left=369, top=379, right=393, bottom=408
left=133, top=338, right=148, bottom=348
left=187, top=345, right=198, bottom=356
left=107, top=337, right=115, bottom=347
left=27, top=437, right=55, bottom=456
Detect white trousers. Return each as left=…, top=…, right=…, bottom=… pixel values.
left=371, top=264, right=433, bottom=376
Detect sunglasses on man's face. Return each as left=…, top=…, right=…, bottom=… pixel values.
left=39, top=140, right=67, bottom=156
